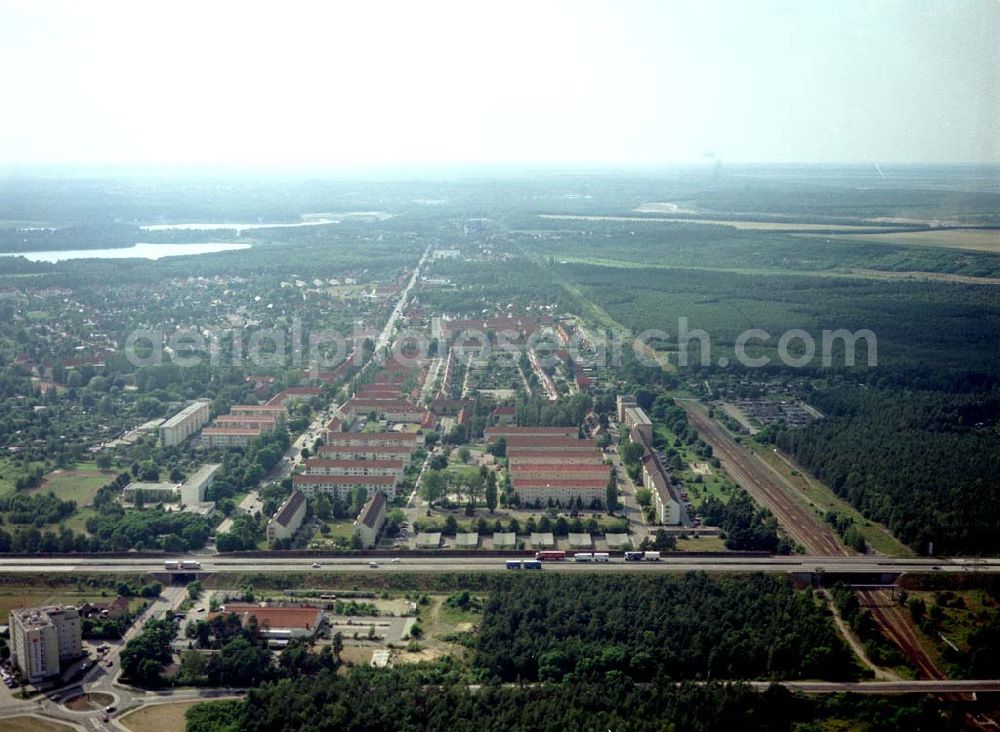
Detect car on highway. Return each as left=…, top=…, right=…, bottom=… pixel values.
left=368, top=561, right=379, bottom=568
left=391, top=557, right=400, bottom=563
left=311, top=562, right=321, bottom=568
left=105, top=705, right=116, bottom=713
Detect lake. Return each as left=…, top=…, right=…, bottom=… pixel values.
left=1, top=242, right=252, bottom=263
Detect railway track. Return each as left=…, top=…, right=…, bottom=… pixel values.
left=679, top=399, right=848, bottom=556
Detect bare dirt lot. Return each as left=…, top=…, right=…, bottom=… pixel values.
left=539, top=214, right=900, bottom=232
left=121, top=701, right=204, bottom=732
left=0, top=717, right=74, bottom=732
left=820, top=228, right=1000, bottom=253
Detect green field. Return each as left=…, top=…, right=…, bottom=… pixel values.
left=652, top=423, right=731, bottom=511
left=0, top=586, right=144, bottom=617
left=30, top=462, right=116, bottom=506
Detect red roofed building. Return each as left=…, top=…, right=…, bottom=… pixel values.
left=212, top=603, right=323, bottom=642
left=484, top=426, right=578, bottom=441
left=490, top=406, right=516, bottom=425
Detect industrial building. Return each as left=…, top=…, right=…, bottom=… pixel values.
left=123, top=481, right=180, bottom=504
left=180, top=463, right=220, bottom=505
left=159, top=400, right=210, bottom=447
left=353, top=491, right=387, bottom=548
left=9, top=605, right=82, bottom=684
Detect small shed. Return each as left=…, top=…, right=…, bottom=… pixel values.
left=568, top=533, right=592, bottom=549
left=530, top=532, right=555, bottom=548
left=455, top=532, right=479, bottom=549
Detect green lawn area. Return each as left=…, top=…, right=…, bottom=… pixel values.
left=62, top=506, right=97, bottom=535
left=652, top=423, right=731, bottom=511
left=907, top=589, right=998, bottom=670
left=31, top=462, right=116, bottom=506
left=445, top=464, right=481, bottom=482
left=0, top=458, right=45, bottom=497
left=675, top=535, right=727, bottom=552
left=0, top=587, right=144, bottom=617
left=308, top=518, right=356, bottom=547
left=436, top=600, right=483, bottom=626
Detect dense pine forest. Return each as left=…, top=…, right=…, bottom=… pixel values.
left=773, top=386, right=1000, bottom=554
left=185, top=671, right=962, bottom=732
left=473, top=574, right=859, bottom=682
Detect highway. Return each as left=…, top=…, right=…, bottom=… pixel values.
left=0, top=555, right=997, bottom=574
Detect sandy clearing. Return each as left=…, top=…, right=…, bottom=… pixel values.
left=539, top=214, right=901, bottom=231
left=821, top=228, right=1000, bottom=253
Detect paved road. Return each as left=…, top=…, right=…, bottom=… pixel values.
left=374, top=243, right=431, bottom=356
left=0, top=555, right=997, bottom=575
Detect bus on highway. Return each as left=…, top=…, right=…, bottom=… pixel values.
left=535, top=550, right=566, bottom=561
left=624, top=551, right=644, bottom=561
left=505, top=560, right=523, bottom=570
left=523, top=560, right=542, bottom=570
left=572, top=552, right=593, bottom=562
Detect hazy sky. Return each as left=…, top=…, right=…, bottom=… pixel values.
left=1, top=0, right=996, bottom=166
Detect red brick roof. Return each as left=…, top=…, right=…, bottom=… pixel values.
left=214, top=604, right=321, bottom=631
left=514, top=479, right=609, bottom=489
left=505, top=436, right=597, bottom=449
left=485, top=426, right=578, bottom=441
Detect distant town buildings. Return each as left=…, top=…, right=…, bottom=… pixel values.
left=9, top=605, right=82, bottom=683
